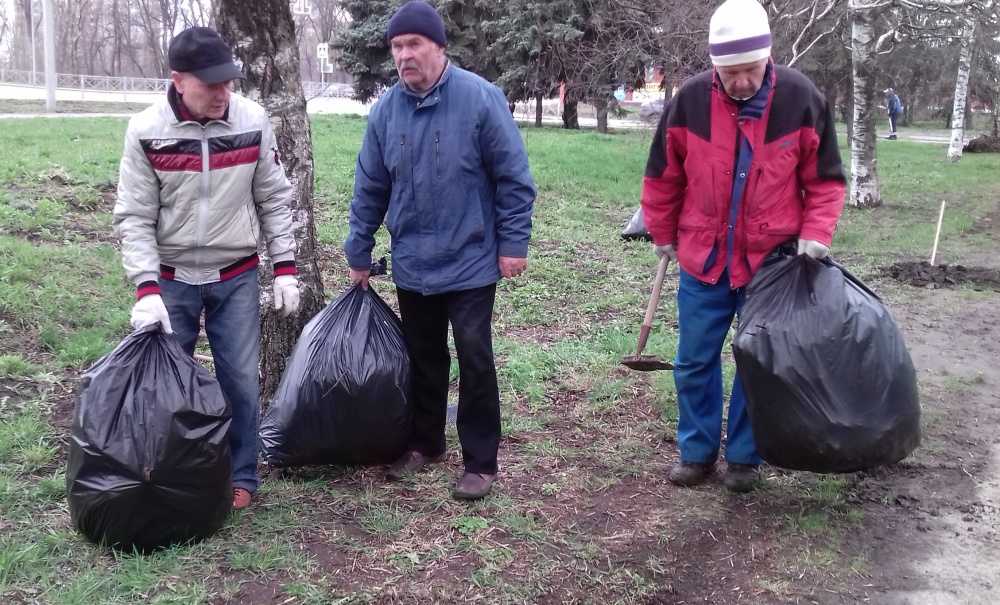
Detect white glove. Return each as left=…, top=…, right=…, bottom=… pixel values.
left=131, top=294, right=173, bottom=334
left=273, top=275, right=300, bottom=318
left=797, top=239, right=830, bottom=260
left=652, top=243, right=677, bottom=262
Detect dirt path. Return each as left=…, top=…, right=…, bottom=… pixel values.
left=857, top=285, right=1000, bottom=604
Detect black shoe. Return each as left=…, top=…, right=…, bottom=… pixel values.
left=386, top=450, right=446, bottom=481
left=452, top=472, right=496, bottom=499
left=668, top=461, right=716, bottom=487
left=723, top=463, right=761, bottom=493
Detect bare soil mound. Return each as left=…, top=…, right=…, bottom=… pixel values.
left=882, top=261, right=1000, bottom=290
left=964, top=134, right=1000, bottom=153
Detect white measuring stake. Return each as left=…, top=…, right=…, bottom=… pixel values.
left=930, top=200, right=946, bottom=266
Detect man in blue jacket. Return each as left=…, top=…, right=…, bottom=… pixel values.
left=343, top=0, right=536, bottom=500
left=884, top=87, right=903, bottom=140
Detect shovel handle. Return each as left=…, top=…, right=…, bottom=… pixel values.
left=635, top=255, right=670, bottom=356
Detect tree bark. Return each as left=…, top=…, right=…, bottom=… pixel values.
left=562, top=97, right=579, bottom=129
left=535, top=92, right=543, bottom=127
left=848, top=2, right=881, bottom=209
left=217, top=0, right=325, bottom=405
left=595, top=97, right=608, bottom=134
left=947, top=12, right=976, bottom=162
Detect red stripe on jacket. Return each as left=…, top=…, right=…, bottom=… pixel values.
left=210, top=146, right=260, bottom=170
left=147, top=153, right=201, bottom=172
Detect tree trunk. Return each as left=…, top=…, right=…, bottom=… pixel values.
left=595, top=97, right=608, bottom=134
left=947, top=13, right=976, bottom=162
left=217, top=0, right=325, bottom=405
left=562, top=98, right=579, bottom=129
left=848, top=3, right=881, bottom=209
left=535, top=92, right=543, bottom=127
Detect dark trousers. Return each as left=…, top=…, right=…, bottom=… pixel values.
left=396, top=283, right=501, bottom=475
left=889, top=113, right=899, bottom=134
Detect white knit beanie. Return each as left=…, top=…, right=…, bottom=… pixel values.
left=708, top=0, right=772, bottom=67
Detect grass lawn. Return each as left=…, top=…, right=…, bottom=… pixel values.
left=1, top=114, right=998, bottom=604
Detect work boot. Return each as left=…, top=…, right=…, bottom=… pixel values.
left=887, top=134, right=897, bottom=140
left=386, top=450, right=446, bottom=481
left=723, top=463, right=761, bottom=493
left=232, top=487, right=252, bottom=510
left=453, top=472, right=495, bottom=500
left=668, top=461, right=715, bottom=487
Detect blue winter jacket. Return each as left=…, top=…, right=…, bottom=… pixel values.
left=343, top=64, right=536, bottom=295
left=888, top=94, right=902, bottom=116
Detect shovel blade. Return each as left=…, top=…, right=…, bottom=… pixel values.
left=620, top=354, right=675, bottom=372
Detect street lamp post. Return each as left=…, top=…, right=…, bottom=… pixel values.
left=29, top=0, right=36, bottom=85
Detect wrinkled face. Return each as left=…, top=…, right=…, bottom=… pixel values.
left=390, top=33, right=446, bottom=92
left=172, top=72, right=231, bottom=120
left=716, top=59, right=768, bottom=101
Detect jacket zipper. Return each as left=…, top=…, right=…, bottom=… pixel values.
left=195, top=127, right=210, bottom=271
left=400, top=134, right=407, bottom=179
left=435, top=130, right=441, bottom=178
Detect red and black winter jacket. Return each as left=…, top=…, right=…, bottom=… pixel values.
left=641, top=64, right=846, bottom=288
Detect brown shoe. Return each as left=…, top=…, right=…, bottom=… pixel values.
left=232, top=487, right=252, bottom=510
left=452, top=472, right=495, bottom=500
left=668, top=461, right=716, bottom=487
left=386, top=450, right=446, bottom=481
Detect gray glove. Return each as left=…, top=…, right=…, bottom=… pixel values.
left=652, top=243, right=677, bottom=262
left=797, top=239, right=830, bottom=260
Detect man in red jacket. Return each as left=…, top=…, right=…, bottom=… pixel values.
left=640, top=0, right=846, bottom=492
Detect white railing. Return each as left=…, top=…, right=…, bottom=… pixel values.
left=0, top=68, right=353, bottom=99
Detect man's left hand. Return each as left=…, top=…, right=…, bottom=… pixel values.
left=273, top=275, right=300, bottom=317
left=499, top=256, right=527, bottom=278
left=797, top=239, right=830, bottom=260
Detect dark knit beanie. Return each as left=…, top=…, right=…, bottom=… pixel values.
left=386, top=1, right=447, bottom=47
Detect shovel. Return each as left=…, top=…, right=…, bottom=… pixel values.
left=621, top=255, right=675, bottom=372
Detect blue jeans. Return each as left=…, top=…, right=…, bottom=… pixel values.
left=160, top=269, right=261, bottom=492
left=674, top=269, right=762, bottom=466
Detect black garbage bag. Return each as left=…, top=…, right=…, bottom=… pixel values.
left=732, top=249, right=920, bottom=473
left=621, top=207, right=652, bottom=241
left=260, top=284, right=412, bottom=467
left=66, top=325, right=232, bottom=552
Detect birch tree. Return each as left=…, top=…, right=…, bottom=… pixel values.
left=848, top=0, right=884, bottom=208
left=216, top=0, right=325, bottom=402
left=946, top=4, right=979, bottom=161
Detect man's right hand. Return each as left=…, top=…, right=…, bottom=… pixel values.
left=131, top=294, right=173, bottom=334
left=349, top=268, right=371, bottom=291
left=652, top=243, right=677, bottom=262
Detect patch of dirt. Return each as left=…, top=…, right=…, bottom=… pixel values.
left=882, top=261, right=1000, bottom=291
left=841, top=289, right=1000, bottom=604
left=963, top=134, right=1000, bottom=153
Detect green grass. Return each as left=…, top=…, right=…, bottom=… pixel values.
left=836, top=138, right=1000, bottom=264
left=0, top=114, right=998, bottom=604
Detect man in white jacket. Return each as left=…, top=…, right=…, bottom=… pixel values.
left=113, top=26, right=300, bottom=510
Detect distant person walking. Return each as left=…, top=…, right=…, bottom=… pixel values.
left=884, top=87, right=902, bottom=140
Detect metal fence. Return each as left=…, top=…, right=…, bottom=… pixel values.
left=0, top=68, right=353, bottom=99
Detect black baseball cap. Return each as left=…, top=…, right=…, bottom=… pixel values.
left=168, top=27, right=245, bottom=85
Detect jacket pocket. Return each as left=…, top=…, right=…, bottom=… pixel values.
left=437, top=187, right=486, bottom=258
left=242, top=204, right=261, bottom=249
left=435, top=122, right=480, bottom=184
